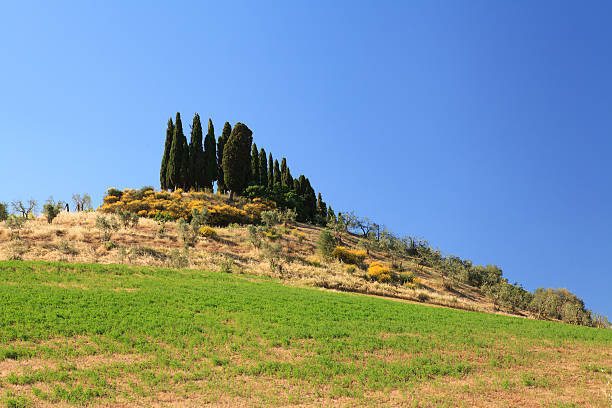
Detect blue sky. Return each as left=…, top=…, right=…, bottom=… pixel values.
left=1, top=1, right=611, bottom=316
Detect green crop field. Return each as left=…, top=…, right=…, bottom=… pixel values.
left=0, top=260, right=610, bottom=407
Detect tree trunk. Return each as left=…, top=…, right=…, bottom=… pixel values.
left=228, top=190, right=234, bottom=201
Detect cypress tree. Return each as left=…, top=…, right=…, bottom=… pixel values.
left=316, top=192, right=327, bottom=225
left=166, top=112, right=187, bottom=191
left=274, top=159, right=281, bottom=185
left=217, top=122, right=231, bottom=194
left=280, top=158, right=287, bottom=186
left=268, top=153, right=274, bottom=188
left=180, top=117, right=190, bottom=190
left=203, top=118, right=217, bottom=190
left=303, top=178, right=317, bottom=221
left=293, top=178, right=300, bottom=192
left=160, top=117, right=174, bottom=191
left=251, top=143, right=259, bottom=185
left=222, top=122, right=253, bottom=200
left=189, top=113, right=205, bottom=190
left=258, top=148, right=267, bottom=186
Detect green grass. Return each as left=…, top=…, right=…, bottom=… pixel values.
left=0, top=260, right=610, bottom=407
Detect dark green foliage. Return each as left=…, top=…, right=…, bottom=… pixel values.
left=189, top=113, right=205, bottom=190
left=280, top=158, right=287, bottom=186
left=42, top=199, right=63, bottom=224
left=274, top=159, right=281, bottom=185
left=0, top=202, right=8, bottom=222
left=316, top=193, right=327, bottom=225
left=317, top=230, right=335, bottom=259
left=222, top=122, right=253, bottom=199
left=251, top=143, right=259, bottom=185
left=216, top=122, right=231, bottom=194
left=258, top=148, right=267, bottom=186
left=529, top=288, right=592, bottom=324
left=160, top=118, right=174, bottom=191
left=203, top=118, right=217, bottom=190
left=267, top=153, right=274, bottom=188
left=166, top=113, right=189, bottom=191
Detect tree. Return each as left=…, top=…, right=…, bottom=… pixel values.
left=316, top=193, right=327, bottom=225
left=0, top=202, right=8, bottom=221
left=268, top=152, right=274, bottom=188
left=274, top=159, right=281, bottom=185
left=203, top=118, right=217, bottom=190
left=181, top=117, right=191, bottom=190
left=222, top=122, right=253, bottom=200
left=72, top=194, right=92, bottom=211
left=11, top=200, right=37, bottom=218
left=43, top=198, right=64, bottom=224
left=160, top=117, right=174, bottom=191
left=282, top=165, right=292, bottom=188
left=166, top=112, right=188, bottom=191
left=280, top=158, right=287, bottom=186
left=216, top=122, right=231, bottom=193
left=251, top=143, right=259, bottom=185
left=258, top=148, right=267, bottom=186
left=189, top=113, right=205, bottom=190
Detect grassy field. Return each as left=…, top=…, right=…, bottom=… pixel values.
left=0, top=260, right=610, bottom=407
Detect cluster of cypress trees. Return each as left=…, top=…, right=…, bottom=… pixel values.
left=160, top=113, right=329, bottom=224
left=160, top=113, right=217, bottom=192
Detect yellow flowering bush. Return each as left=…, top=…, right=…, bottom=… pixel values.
left=208, top=205, right=249, bottom=226
left=367, top=261, right=392, bottom=283
left=198, top=226, right=217, bottom=238
left=332, top=246, right=367, bottom=265
left=100, top=188, right=276, bottom=226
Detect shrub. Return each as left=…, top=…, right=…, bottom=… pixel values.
left=95, top=215, right=119, bottom=242
left=198, top=226, right=217, bottom=238
left=42, top=200, right=63, bottom=224
left=170, top=248, right=190, bottom=268
left=0, top=202, right=8, bottom=221
left=58, top=240, right=78, bottom=255
left=317, top=230, right=335, bottom=259
left=219, top=256, right=234, bottom=273
left=417, top=292, right=430, bottom=302
left=247, top=224, right=263, bottom=248
left=292, top=228, right=307, bottom=243
left=344, top=264, right=357, bottom=274
left=332, top=246, right=367, bottom=265
left=367, top=261, right=392, bottom=283
left=190, top=208, right=209, bottom=231
left=115, top=209, right=139, bottom=229
left=177, top=219, right=196, bottom=247
left=261, top=209, right=283, bottom=227
left=208, top=205, right=249, bottom=226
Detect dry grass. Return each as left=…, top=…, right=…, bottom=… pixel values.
left=1, top=211, right=508, bottom=317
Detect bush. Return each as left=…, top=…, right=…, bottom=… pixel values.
left=247, top=225, right=263, bottom=248
left=317, top=230, right=335, bottom=259
left=0, top=202, right=8, bottom=221
left=332, top=246, right=367, bottom=265
left=208, top=205, right=249, bottom=226
left=115, top=209, right=139, bottom=229
left=344, top=264, right=357, bottom=274
left=177, top=219, right=196, bottom=247
left=367, top=261, right=392, bottom=283
left=42, top=200, right=63, bottom=224
left=198, top=226, right=217, bottom=238
left=261, top=209, right=283, bottom=227
left=95, top=215, right=119, bottom=242
left=170, top=248, right=190, bottom=268
left=190, top=208, right=209, bottom=231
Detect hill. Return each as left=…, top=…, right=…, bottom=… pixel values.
left=0, top=260, right=610, bottom=407
left=1, top=192, right=505, bottom=317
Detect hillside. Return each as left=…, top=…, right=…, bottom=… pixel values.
left=1, top=193, right=504, bottom=317
left=1, top=260, right=611, bottom=407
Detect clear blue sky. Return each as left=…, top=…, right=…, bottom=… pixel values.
left=2, top=1, right=611, bottom=317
